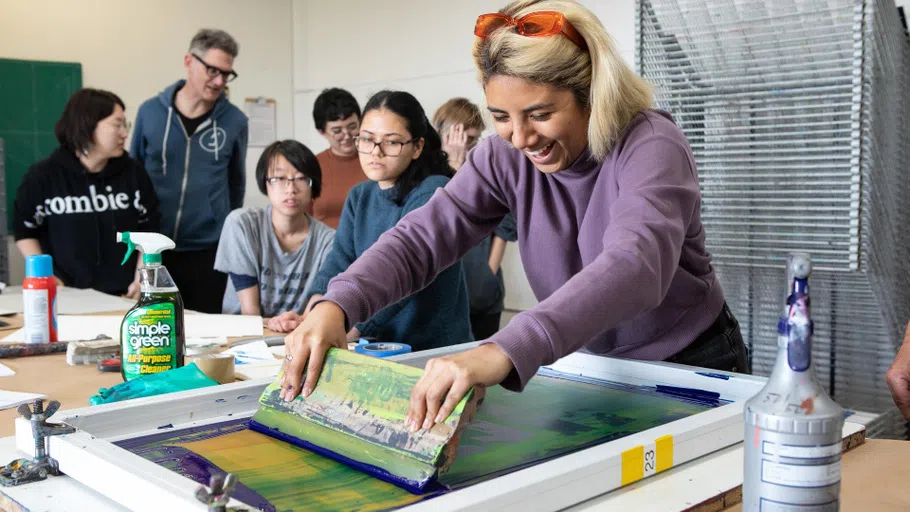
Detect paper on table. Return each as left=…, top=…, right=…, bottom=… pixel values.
left=0, top=315, right=263, bottom=342
left=0, top=363, right=13, bottom=377
left=186, top=336, right=229, bottom=347
left=187, top=315, right=263, bottom=338
left=0, top=390, right=47, bottom=411
left=0, top=286, right=135, bottom=315
left=185, top=336, right=230, bottom=356
left=0, top=316, right=123, bottom=342
left=234, top=360, right=282, bottom=380
left=224, top=340, right=277, bottom=365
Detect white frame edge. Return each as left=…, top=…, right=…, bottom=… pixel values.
left=14, top=345, right=765, bottom=512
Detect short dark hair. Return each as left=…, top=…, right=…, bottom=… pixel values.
left=312, top=88, right=361, bottom=132
left=54, top=88, right=125, bottom=154
left=255, top=140, right=322, bottom=198
left=189, top=29, right=239, bottom=57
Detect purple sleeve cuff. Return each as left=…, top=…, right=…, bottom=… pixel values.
left=319, top=279, right=369, bottom=331
left=482, top=312, right=555, bottom=392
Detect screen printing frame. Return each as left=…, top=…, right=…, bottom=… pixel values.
left=14, top=343, right=766, bottom=511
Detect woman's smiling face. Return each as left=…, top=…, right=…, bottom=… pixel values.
left=484, top=75, right=590, bottom=173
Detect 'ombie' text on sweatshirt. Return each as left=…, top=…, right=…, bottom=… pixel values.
left=13, top=148, right=160, bottom=294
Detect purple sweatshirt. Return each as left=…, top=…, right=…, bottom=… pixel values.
left=322, top=110, right=724, bottom=391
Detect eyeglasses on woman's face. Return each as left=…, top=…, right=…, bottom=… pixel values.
left=354, top=136, right=418, bottom=156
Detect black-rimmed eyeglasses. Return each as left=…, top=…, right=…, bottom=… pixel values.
left=266, top=176, right=311, bottom=188
left=354, top=137, right=418, bottom=156
left=192, top=54, right=238, bottom=83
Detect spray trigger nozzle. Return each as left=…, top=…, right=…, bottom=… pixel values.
left=116, top=232, right=175, bottom=266
left=118, top=232, right=134, bottom=266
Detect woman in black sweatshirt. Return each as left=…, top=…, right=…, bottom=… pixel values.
left=13, top=88, right=160, bottom=297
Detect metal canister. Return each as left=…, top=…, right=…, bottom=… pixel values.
left=743, top=253, right=844, bottom=511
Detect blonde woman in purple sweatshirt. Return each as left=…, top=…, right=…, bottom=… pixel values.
left=281, top=0, right=749, bottom=432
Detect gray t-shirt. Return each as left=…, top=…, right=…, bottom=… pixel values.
left=215, top=206, right=335, bottom=317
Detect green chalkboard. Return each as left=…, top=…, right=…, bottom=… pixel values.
left=0, top=58, right=82, bottom=230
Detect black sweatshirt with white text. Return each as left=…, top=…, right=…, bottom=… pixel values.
left=13, top=148, right=160, bottom=294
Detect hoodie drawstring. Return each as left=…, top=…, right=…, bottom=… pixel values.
left=213, top=119, right=219, bottom=161
left=95, top=176, right=105, bottom=265
left=162, top=107, right=173, bottom=176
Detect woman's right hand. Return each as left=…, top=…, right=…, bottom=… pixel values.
left=280, top=301, right=348, bottom=401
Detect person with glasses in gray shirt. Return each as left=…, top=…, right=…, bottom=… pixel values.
left=215, top=140, right=335, bottom=332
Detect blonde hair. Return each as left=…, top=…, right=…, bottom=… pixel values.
left=433, top=98, right=486, bottom=134
left=473, top=0, right=653, bottom=160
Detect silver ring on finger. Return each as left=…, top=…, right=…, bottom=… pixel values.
left=285, top=354, right=293, bottom=362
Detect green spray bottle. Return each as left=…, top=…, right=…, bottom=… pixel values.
left=117, top=232, right=185, bottom=381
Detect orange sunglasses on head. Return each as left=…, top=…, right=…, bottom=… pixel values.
left=475, top=11, right=588, bottom=51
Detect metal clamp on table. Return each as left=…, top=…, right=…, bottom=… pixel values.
left=0, top=399, right=75, bottom=486
left=194, top=473, right=250, bottom=512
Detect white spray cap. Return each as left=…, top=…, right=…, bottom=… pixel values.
left=117, top=232, right=175, bottom=265
left=787, top=252, right=812, bottom=280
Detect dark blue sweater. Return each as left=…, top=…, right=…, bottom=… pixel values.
left=309, top=176, right=472, bottom=349
left=462, top=214, right=517, bottom=315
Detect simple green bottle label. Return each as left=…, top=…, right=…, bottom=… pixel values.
left=121, top=302, right=178, bottom=380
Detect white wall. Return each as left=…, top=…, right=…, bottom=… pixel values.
left=3, top=0, right=905, bottom=295
left=292, top=0, right=636, bottom=153
left=292, top=0, right=637, bottom=311
left=0, top=0, right=295, bottom=284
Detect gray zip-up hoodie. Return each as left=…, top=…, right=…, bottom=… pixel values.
left=130, top=80, right=248, bottom=251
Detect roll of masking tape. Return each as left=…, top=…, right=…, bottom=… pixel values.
left=354, top=342, right=412, bottom=358
left=187, top=353, right=235, bottom=384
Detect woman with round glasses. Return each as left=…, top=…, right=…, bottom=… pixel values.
left=14, top=88, right=159, bottom=299
left=282, top=0, right=746, bottom=429
left=299, top=90, right=472, bottom=349
left=214, top=140, right=335, bottom=332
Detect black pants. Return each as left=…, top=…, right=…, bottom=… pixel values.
left=161, top=248, right=227, bottom=314
left=666, top=302, right=751, bottom=374
left=470, top=310, right=502, bottom=341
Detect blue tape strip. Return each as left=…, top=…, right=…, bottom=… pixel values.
left=695, top=371, right=730, bottom=380
left=354, top=342, right=412, bottom=358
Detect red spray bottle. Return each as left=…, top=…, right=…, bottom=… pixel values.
left=22, top=254, right=57, bottom=343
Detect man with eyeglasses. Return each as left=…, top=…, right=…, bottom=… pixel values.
left=310, top=88, right=366, bottom=229
left=130, top=28, right=249, bottom=313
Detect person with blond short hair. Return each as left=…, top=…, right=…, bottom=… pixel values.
left=433, top=97, right=486, bottom=170
left=282, top=0, right=747, bottom=432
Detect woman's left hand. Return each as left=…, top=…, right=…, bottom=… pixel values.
left=346, top=327, right=361, bottom=343
left=268, top=311, right=302, bottom=333
left=406, top=343, right=514, bottom=432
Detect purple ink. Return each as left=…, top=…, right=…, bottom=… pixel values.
left=131, top=444, right=274, bottom=511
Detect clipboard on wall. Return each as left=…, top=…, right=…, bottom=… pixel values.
left=244, top=97, right=277, bottom=146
